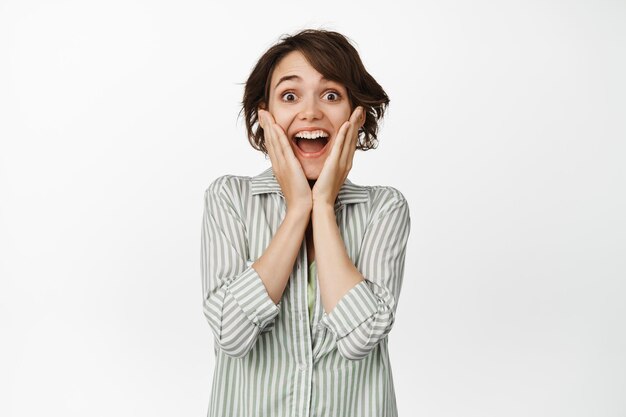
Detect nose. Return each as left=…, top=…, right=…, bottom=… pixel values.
left=297, top=96, right=322, bottom=121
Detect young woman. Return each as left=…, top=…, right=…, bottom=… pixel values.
left=201, top=29, right=411, bottom=417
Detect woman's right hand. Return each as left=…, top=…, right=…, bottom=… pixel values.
left=258, top=109, right=313, bottom=215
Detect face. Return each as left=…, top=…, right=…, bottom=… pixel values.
left=263, top=50, right=352, bottom=180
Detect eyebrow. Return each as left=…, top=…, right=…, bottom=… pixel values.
left=274, top=74, right=331, bottom=89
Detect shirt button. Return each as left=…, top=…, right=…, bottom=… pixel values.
left=299, top=363, right=307, bottom=371
left=298, top=313, right=304, bottom=321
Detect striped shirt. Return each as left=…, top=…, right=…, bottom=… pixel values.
left=307, top=261, right=317, bottom=324
left=200, top=167, right=411, bottom=417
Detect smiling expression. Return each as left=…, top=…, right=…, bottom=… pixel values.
left=263, top=50, right=352, bottom=180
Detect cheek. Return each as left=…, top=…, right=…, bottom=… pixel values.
left=269, top=114, right=289, bottom=136
left=336, top=106, right=352, bottom=125
left=277, top=121, right=290, bottom=139
left=267, top=110, right=290, bottom=133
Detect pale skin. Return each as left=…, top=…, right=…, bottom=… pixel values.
left=250, top=50, right=366, bottom=314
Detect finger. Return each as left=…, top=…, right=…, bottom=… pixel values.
left=264, top=114, right=300, bottom=166
left=356, top=106, right=366, bottom=129
left=273, top=123, right=294, bottom=158
left=327, top=120, right=350, bottom=165
left=350, top=106, right=363, bottom=124
left=264, top=112, right=285, bottom=162
left=259, top=111, right=274, bottom=156
left=261, top=112, right=283, bottom=170
left=337, top=107, right=359, bottom=163
left=340, top=123, right=357, bottom=166
left=257, top=109, right=265, bottom=129
left=340, top=108, right=361, bottom=164
left=274, top=124, right=308, bottom=179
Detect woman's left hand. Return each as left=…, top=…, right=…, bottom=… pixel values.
left=312, top=106, right=365, bottom=207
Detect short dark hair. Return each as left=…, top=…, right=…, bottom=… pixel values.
left=239, top=29, right=390, bottom=155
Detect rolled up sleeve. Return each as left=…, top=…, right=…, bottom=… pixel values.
left=201, top=176, right=280, bottom=358
left=319, top=190, right=410, bottom=360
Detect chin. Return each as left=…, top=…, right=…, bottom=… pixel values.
left=291, top=141, right=330, bottom=182
left=304, top=170, right=320, bottom=181
left=302, top=165, right=322, bottom=181
left=295, top=154, right=324, bottom=181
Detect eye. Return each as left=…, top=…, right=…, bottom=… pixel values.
left=325, top=90, right=342, bottom=101
left=280, top=91, right=297, bottom=102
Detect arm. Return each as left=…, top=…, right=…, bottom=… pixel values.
left=315, top=189, right=411, bottom=360
left=200, top=176, right=292, bottom=358
left=312, top=203, right=364, bottom=314
left=252, top=110, right=313, bottom=302
left=251, top=206, right=310, bottom=305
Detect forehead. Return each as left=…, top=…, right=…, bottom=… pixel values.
left=270, top=50, right=327, bottom=87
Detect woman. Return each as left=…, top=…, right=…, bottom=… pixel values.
left=201, top=29, right=411, bottom=417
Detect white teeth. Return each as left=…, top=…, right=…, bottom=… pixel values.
left=294, top=130, right=329, bottom=140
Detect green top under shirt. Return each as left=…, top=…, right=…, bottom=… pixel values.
left=308, top=260, right=316, bottom=324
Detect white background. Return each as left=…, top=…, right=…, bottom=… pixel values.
left=1, top=0, right=625, bottom=416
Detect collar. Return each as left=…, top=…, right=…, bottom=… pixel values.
left=250, top=167, right=369, bottom=207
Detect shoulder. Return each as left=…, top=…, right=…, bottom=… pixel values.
left=342, top=179, right=410, bottom=223
left=358, top=183, right=409, bottom=213
left=367, top=185, right=407, bottom=203
left=359, top=185, right=411, bottom=233
left=370, top=187, right=410, bottom=225
left=204, top=174, right=252, bottom=202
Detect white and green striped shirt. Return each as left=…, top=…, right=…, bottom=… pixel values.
left=200, top=167, right=411, bottom=417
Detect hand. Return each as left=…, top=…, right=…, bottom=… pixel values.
left=312, top=106, right=365, bottom=207
left=258, top=109, right=313, bottom=214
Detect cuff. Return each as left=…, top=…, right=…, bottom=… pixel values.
left=226, top=265, right=280, bottom=328
left=319, top=280, right=378, bottom=339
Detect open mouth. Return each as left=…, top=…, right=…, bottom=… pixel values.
left=291, top=130, right=331, bottom=156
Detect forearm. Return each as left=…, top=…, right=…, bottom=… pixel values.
left=312, top=203, right=364, bottom=313
left=252, top=207, right=310, bottom=304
